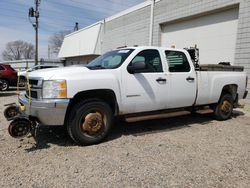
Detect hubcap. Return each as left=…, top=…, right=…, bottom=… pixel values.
left=221, top=100, right=231, bottom=114
left=1, top=81, right=7, bottom=90
left=81, top=112, right=104, bottom=136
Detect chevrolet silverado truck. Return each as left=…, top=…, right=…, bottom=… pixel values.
left=4, top=46, right=248, bottom=145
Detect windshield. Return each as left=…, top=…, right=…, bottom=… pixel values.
left=86, top=49, right=134, bottom=70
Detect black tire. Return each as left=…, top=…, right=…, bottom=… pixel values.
left=213, top=93, right=233, bottom=121
left=0, top=79, right=9, bottom=91
left=19, top=77, right=26, bottom=87
left=66, top=99, right=114, bottom=145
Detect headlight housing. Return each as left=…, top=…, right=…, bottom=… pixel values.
left=42, top=80, right=67, bottom=99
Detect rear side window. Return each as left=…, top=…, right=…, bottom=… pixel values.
left=0, top=65, right=4, bottom=71
left=165, top=51, right=190, bottom=72
left=9, top=66, right=15, bottom=71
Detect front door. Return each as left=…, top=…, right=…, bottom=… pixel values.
left=121, top=49, right=168, bottom=114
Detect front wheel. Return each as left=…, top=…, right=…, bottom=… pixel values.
left=67, top=100, right=114, bottom=145
left=213, top=93, right=233, bottom=121
left=19, top=77, right=26, bottom=87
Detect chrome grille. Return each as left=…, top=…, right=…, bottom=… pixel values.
left=29, top=79, right=38, bottom=85
left=25, top=78, right=43, bottom=99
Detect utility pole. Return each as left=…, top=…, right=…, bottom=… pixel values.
left=29, top=0, right=41, bottom=65
left=35, top=0, right=39, bottom=65
left=48, top=45, right=50, bottom=59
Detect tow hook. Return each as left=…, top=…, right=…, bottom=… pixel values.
left=4, top=104, right=37, bottom=139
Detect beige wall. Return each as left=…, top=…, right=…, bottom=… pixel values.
left=65, top=55, right=99, bottom=66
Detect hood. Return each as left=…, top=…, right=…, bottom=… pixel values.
left=28, top=66, right=90, bottom=80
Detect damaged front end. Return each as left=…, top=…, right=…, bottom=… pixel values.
left=4, top=103, right=38, bottom=138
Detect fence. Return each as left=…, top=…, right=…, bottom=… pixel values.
left=0, top=59, right=64, bottom=70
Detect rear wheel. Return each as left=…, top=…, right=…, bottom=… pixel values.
left=213, top=93, right=233, bottom=120
left=0, top=79, right=9, bottom=91
left=67, top=100, right=114, bottom=145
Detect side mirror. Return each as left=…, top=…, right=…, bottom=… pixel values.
left=127, top=61, right=146, bottom=74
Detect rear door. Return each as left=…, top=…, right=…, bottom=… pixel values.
left=164, top=50, right=197, bottom=108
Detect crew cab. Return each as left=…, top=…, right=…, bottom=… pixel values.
left=9, top=47, right=248, bottom=145
left=0, top=64, right=17, bottom=91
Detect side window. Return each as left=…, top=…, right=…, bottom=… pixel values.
left=0, top=65, right=4, bottom=71
left=165, top=51, right=190, bottom=72
left=129, top=50, right=163, bottom=73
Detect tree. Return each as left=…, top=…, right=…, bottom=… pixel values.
left=49, top=30, right=71, bottom=55
left=2, top=40, right=35, bottom=61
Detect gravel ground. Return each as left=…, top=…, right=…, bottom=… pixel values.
left=0, top=89, right=250, bottom=188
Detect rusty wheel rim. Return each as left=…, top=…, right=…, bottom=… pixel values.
left=6, top=107, right=18, bottom=119
left=220, top=100, right=232, bottom=115
left=81, top=112, right=106, bottom=136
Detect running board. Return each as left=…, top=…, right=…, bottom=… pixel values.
left=125, top=111, right=191, bottom=123
left=195, top=109, right=214, bottom=114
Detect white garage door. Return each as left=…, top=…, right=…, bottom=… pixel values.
left=161, top=8, right=239, bottom=64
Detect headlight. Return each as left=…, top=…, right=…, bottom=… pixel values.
left=42, top=80, right=67, bottom=99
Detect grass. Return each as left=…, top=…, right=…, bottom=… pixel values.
left=244, top=105, right=250, bottom=112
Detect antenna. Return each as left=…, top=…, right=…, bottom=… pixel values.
left=74, top=22, right=79, bottom=31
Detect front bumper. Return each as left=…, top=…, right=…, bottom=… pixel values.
left=19, top=94, right=69, bottom=126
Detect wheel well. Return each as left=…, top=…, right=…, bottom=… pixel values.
left=0, top=77, right=10, bottom=85
left=221, top=84, right=238, bottom=100
left=64, top=89, right=118, bottom=125
left=0, top=77, right=9, bottom=82
left=19, top=76, right=26, bottom=79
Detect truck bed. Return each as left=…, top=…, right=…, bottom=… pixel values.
left=198, top=64, right=244, bottom=72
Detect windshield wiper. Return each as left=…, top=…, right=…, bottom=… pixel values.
left=86, top=65, right=106, bottom=70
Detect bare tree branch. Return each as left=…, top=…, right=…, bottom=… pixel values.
left=49, top=30, right=71, bottom=55
left=2, top=40, right=35, bottom=61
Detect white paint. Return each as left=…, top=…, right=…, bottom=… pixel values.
left=29, top=46, right=247, bottom=115
left=161, top=8, right=239, bottom=64
left=58, top=23, right=102, bottom=58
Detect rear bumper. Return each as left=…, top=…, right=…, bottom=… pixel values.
left=243, top=90, right=248, bottom=99
left=19, top=94, right=69, bottom=126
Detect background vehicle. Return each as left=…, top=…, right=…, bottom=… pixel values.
left=18, top=64, right=61, bottom=86
left=5, top=46, right=248, bottom=145
left=0, top=64, right=17, bottom=91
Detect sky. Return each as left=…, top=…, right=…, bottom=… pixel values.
left=0, top=0, right=144, bottom=61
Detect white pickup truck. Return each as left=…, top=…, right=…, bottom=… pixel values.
left=5, top=46, right=248, bottom=145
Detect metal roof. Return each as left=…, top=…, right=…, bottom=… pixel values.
left=58, top=23, right=101, bottom=58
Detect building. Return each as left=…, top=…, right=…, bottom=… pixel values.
left=59, top=0, right=250, bottom=102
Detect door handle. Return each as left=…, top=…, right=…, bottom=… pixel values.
left=156, top=78, right=167, bottom=82
left=186, top=76, right=195, bottom=81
